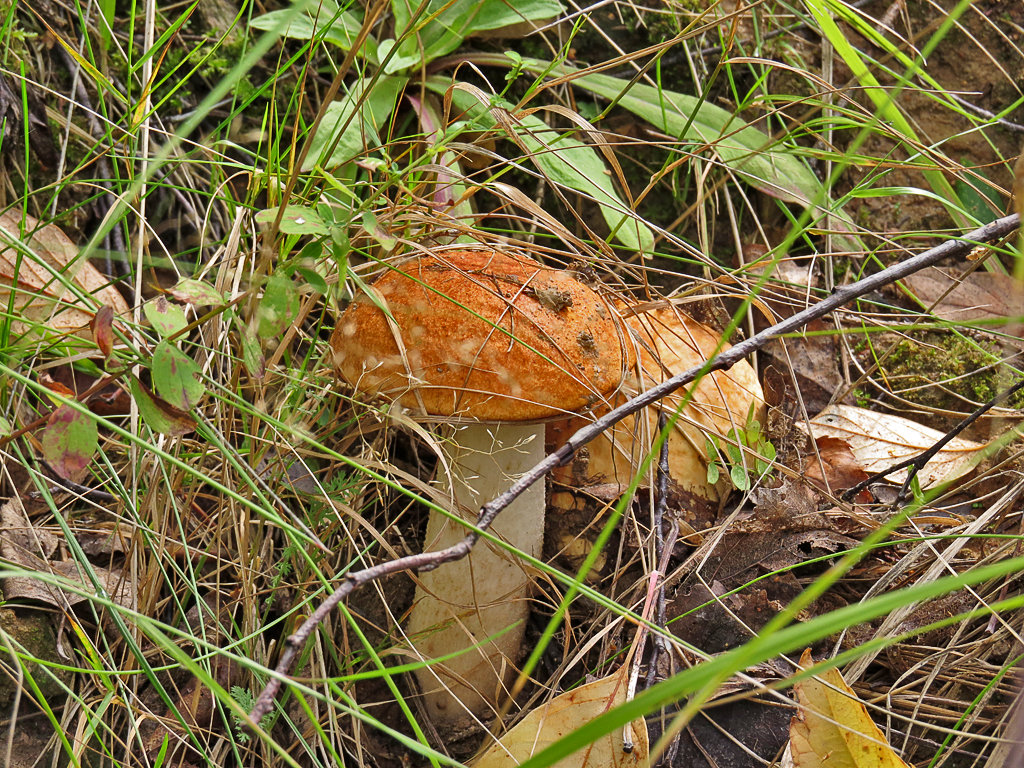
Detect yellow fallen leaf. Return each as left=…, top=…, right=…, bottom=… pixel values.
left=807, top=404, right=985, bottom=489
left=0, top=211, right=129, bottom=337
left=790, top=649, right=909, bottom=768
left=474, top=668, right=648, bottom=768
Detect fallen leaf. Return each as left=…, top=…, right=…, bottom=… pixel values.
left=0, top=500, right=135, bottom=611
left=803, top=436, right=873, bottom=501
left=790, top=648, right=910, bottom=768
left=473, top=668, right=648, bottom=768
left=807, top=404, right=985, bottom=489
left=0, top=211, right=129, bottom=336
left=902, top=268, right=1024, bottom=325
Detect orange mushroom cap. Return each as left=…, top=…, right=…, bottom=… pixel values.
left=331, top=249, right=631, bottom=421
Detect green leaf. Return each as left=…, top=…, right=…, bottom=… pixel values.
left=515, top=112, right=654, bottom=253
left=251, top=0, right=378, bottom=62
left=439, top=87, right=653, bottom=252
left=256, top=274, right=300, bottom=339
left=390, top=0, right=562, bottom=70
left=706, top=460, right=720, bottom=485
left=514, top=60, right=864, bottom=252
left=255, top=204, right=328, bottom=235
left=377, top=38, right=424, bottom=74
left=130, top=376, right=195, bottom=436
left=730, top=463, right=749, bottom=490
left=302, top=76, right=406, bottom=171
left=143, top=296, right=188, bottom=338
left=293, top=262, right=329, bottom=295
left=152, top=340, right=205, bottom=410
left=469, top=0, right=563, bottom=33
left=41, top=405, right=98, bottom=480
left=239, top=322, right=265, bottom=378
left=167, top=278, right=225, bottom=306
left=955, top=168, right=1004, bottom=225
left=361, top=210, right=397, bottom=251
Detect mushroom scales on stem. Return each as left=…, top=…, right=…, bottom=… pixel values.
left=331, top=248, right=629, bottom=727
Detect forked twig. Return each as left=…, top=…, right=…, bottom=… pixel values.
left=249, top=213, right=1021, bottom=723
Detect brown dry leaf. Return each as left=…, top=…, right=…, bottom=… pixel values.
left=0, top=211, right=129, bottom=336
left=0, top=500, right=136, bottom=611
left=803, top=436, right=873, bottom=501
left=807, top=404, right=985, bottom=489
left=474, top=668, right=648, bottom=768
left=901, top=267, right=1024, bottom=325
left=790, top=648, right=910, bottom=768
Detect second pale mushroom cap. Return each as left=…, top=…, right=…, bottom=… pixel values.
left=547, top=307, right=765, bottom=533
left=331, top=249, right=631, bottom=420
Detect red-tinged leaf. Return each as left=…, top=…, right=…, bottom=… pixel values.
left=130, top=376, right=195, bottom=436
left=91, top=305, right=114, bottom=358
left=152, top=340, right=204, bottom=410
left=88, top=386, right=132, bottom=417
left=41, top=405, right=98, bottom=480
left=167, top=278, right=225, bottom=306
left=38, top=373, right=76, bottom=398
left=143, top=295, right=188, bottom=338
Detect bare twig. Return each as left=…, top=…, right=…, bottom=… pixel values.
left=249, top=213, right=1021, bottom=723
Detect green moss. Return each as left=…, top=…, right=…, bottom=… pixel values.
left=878, top=331, right=1024, bottom=412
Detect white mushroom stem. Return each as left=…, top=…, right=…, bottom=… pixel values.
left=407, top=423, right=544, bottom=726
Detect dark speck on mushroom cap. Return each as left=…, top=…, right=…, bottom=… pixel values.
left=331, top=249, right=631, bottom=421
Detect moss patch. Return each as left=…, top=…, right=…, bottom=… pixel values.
left=874, top=331, right=1024, bottom=414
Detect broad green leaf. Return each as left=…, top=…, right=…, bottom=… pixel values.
left=730, top=463, right=750, bottom=491
left=516, top=60, right=864, bottom=252
left=152, top=340, right=205, bottom=410
left=41, top=405, right=98, bottom=480
left=567, top=69, right=820, bottom=203
left=130, top=376, right=195, bottom=436
left=468, top=0, right=563, bottom=33
left=302, top=75, right=406, bottom=171
left=390, top=0, right=561, bottom=69
left=251, top=0, right=378, bottom=62
left=239, top=322, right=265, bottom=378
left=513, top=112, right=654, bottom=253
left=255, top=205, right=329, bottom=235
left=143, top=296, right=188, bottom=338
left=378, top=38, right=426, bottom=74
left=256, top=274, right=301, bottom=338
left=955, top=168, right=1003, bottom=225
left=439, top=87, right=653, bottom=252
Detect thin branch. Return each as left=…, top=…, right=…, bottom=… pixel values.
left=249, top=212, right=1021, bottom=723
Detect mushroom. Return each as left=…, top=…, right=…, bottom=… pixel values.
left=330, top=248, right=629, bottom=726
left=547, top=306, right=765, bottom=548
